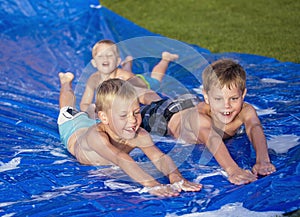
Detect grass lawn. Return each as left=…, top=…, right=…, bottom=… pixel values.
left=100, top=0, right=300, bottom=63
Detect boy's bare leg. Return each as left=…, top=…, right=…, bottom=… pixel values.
left=59, top=72, right=75, bottom=109
left=151, top=52, right=179, bottom=82
left=121, top=55, right=133, bottom=72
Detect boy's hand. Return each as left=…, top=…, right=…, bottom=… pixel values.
left=227, top=167, right=257, bottom=185
left=174, top=180, right=202, bottom=192
left=252, top=161, right=276, bottom=176
left=142, top=184, right=180, bottom=197
left=168, top=173, right=202, bottom=192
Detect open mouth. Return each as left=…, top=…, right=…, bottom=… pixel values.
left=125, top=126, right=136, bottom=133
left=222, top=111, right=232, bottom=116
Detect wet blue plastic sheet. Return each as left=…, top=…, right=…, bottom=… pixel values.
left=0, top=0, right=299, bottom=216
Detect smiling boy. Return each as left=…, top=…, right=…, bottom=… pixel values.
left=80, top=39, right=178, bottom=114
left=140, top=59, right=276, bottom=185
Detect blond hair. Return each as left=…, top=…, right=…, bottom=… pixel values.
left=92, top=39, right=120, bottom=58
left=95, top=78, right=138, bottom=113
left=202, top=59, right=246, bottom=92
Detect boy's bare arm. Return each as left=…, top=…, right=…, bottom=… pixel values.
left=137, top=130, right=202, bottom=191
left=80, top=78, right=96, bottom=111
left=242, top=105, right=276, bottom=175
left=85, top=129, right=183, bottom=197
left=86, top=130, right=160, bottom=187
left=200, top=125, right=257, bottom=185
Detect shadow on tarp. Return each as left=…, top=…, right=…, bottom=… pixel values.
left=0, top=0, right=299, bottom=216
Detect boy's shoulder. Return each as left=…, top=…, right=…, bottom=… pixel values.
left=88, top=71, right=101, bottom=79
left=241, top=102, right=256, bottom=113
left=238, top=102, right=258, bottom=120
left=87, top=72, right=101, bottom=86
left=197, top=101, right=211, bottom=115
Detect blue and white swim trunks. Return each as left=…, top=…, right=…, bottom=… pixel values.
left=57, top=107, right=96, bottom=148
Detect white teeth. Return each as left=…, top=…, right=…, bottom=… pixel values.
left=223, top=112, right=230, bottom=115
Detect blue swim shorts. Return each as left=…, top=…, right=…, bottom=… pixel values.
left=57, top=107, right=96, bottom=148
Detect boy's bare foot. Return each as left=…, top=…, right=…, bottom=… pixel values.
left=162, top=51, right=179, bottom=62
left=121, top=55, right=133, bottom=72
left=59, top=72, right=74, bottom=84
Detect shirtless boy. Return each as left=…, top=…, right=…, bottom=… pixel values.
left=141, top=59, right=276, bottom=185
left=80, top=39, right=178, bottom=114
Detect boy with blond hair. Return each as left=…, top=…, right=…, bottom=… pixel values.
left=80, top=39, right=178, bottom=114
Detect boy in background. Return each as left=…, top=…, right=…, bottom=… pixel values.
left=80, top=39, right=178, bottom=114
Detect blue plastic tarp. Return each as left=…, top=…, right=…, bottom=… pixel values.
left=0, top=0, right=299, bottom=216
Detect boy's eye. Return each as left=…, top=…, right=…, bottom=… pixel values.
left=231, top=97, right=239, bottom=101
left=214, top=98, right=222, bottom=101
left=134, top=110, right=141, bottom=115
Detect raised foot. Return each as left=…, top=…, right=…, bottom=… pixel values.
left=162, top=51, right=179, bottom=62
left=59, top=72, right=74, bottom=84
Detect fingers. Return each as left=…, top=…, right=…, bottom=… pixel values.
left=252, top=163, right=276, bottom=176
left=228, top=169, right=257, bottom=185
left=143, top=180, right=202, bottom=197
left=181, top=181, right=202, bottom=192
left=147, top=185, right=180, bottom=197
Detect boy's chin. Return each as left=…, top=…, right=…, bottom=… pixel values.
left=122, top=131, right=137, bottom=140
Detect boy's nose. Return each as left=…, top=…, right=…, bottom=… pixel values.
left=128, top=114, right=137, bottom=123
left=224, top=100, right=231, bottom=108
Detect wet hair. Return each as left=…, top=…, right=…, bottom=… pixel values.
left=91, top=39, right=120, bottom=58
left=95, top=78, right=138, bottom=113
left=202, top=59, right=246, bottom=92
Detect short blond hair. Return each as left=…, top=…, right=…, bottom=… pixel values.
left=95, top=78, right=138, bottom=113
left=202, top=59, right=246, bottom=92
left=92, top=39, right=120, bottom=58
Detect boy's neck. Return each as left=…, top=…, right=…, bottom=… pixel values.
left=98, top=68, right=118, bottom=81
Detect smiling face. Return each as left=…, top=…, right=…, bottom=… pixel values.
left=202, top=59, right=247, bottom=126
left=105, top=97, right=142, bottom=140
left=95, top=78, right=142, bottom=140
left=91, top=43, right=121, bottom=75
left=203, top=84, right=246, bottom=126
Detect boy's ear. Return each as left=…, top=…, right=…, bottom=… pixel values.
left=91, top=59, right=97, bottom=68
left=98, top=111, right=109, bottom=124
left=242, top=88, right=247, bottom=99
left=202, top=90, right=209, bottom=104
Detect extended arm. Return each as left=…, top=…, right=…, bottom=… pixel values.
left=243, top=105, right=276, bottom=175
left=138, top=130, right=202, bottom=192
left=88, top=132, right=159, bottom=186
left=80, top=77, right=96, bottom=112
left=202, top=126, right=257, bottom=184
left=86, top=130, right=180, bottom=196
left=191, top=113, right=257, bottom=185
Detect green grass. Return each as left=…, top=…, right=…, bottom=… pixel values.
left=100, top=0, right=300, bottom=63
